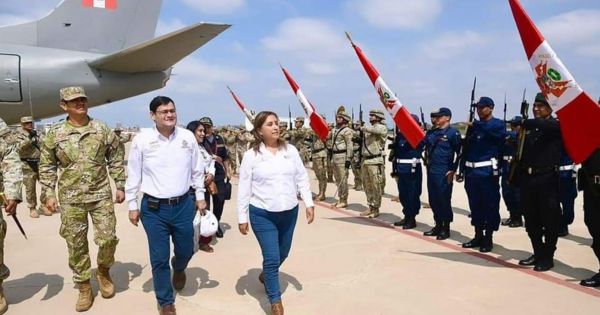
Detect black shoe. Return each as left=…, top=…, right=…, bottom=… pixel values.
left=508, top=219, right=523, bottom=228
left=393, top=218, right=406, bottom=227
left=580, top=273, right=600, bottom=287
left=518, top=255, right=537, bottom=266
left=534, top=259, right=554, bottom=272
left=436, top=223, right=450, bottom=240
left=478, top=233, right=493, bottom=253
left=216, top=226, right=224, bottom=238
left=462, top=228, right=483, bottom=248
left=424, top=224, right=441, bottom=237
left=558, top=225, right=569, bottom=237
left=402, top=217, right=417, bottom=230
left=501, top=218, right=512, bottom=226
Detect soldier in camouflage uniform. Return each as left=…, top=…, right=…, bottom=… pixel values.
left=351, top=122, right=364, bottom=191
left=359, top=109, right=388, bottom=218
left=236, top=128, right=252, bottom=167
left=311, top=127, right=329, bottom=201
left=0, top=117, right=23, bottom=315
left=15, top=116, right=52, bottom=218
left=326, top=123, right=335, bottom=183
left=114, top=127, right=132, bottom=159
left=379, top=128, right=388, bottom=195
left=39, top=87, right=125, bottom=312
left=222, top=127, right=238, bottom=175
left=290, top=117, right=310, bottom=166
left=331, top=110, right=354, bottom=208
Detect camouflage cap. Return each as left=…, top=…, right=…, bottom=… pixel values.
left=337, top=111, right=351, bottom=122
left=534, top=92, right=549, bottom=106
left=114, top=127, right=123, bottom=132
left=295, top=116, right=305, bottom=122
left=20, top=116, right=33, bottom=123
left=60, top=86, right=87, bottom=101
left=369, top=108, right=386, bottom=120
left=199, top=117, right=213, bottom=126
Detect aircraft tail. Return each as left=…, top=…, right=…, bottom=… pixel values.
left=88, top=23, right=230, bottom=73
left=0, top=0, right=162, bottom=53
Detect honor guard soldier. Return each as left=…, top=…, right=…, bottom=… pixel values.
left=16, top=116, right=51, bottom=217
left=290, top=117, right=310, bottom=166
left=311, top=125, right=329, bottom=201
left=500, top=116, right=523, bottom=227
left=423, top=107, right=461, bottom=240
left=113, top=127, right=132, bottom=160
left=578, top=148, right=600, bottom=287
left=222, top=127, right=238, bottom=175
left=558, top=148, right=577, bottom=237
left=331, top=108, right=354, bottom=208
left=351, top=121, right=363, bottom=191
left=236, top=128, right=252, bottom=169
left=460, top=97, right=506, bottom=253
left=39, top=86, right=125, bottom=311
left=359, top=109, right=388, bottom=218
left=326, top=123, right=335, bottom=183
left=516, top=93, right=562, bottom=272
left=391, top=114, right=424, bottom=229
left=0, top=117, right=23, bottom=315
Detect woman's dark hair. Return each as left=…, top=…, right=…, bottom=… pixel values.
left=251, top=111, right=286, bottom=153
left=149, top=96, right=175, bottom=112
left=186, top=120, right=205, bottom=144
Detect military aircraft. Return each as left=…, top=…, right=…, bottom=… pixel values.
left=0, top=0, right=229, bottom=124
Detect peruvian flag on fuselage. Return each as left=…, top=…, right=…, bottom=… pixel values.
left=509, top=0, right=600, bottom=163
left=82, top=0, right=117, bottom=10
left=345, top=33, right=424, bottom=149
left=280, top=66, right=329, bottom=142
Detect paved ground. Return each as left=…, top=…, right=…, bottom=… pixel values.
left=4, top=159, right=600, bottom=314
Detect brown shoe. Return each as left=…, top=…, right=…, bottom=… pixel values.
left=96, top=266, right=115, bottom=298
left=360, top=208, right=380, bottom=218
left=316, top=193, right=325, bottom=201
left=334, top=200, right=347, bottom=208
left=172, top=269, right=186, bottom=291
left=271, top=301, right=284, bottom=315
left=160, top=304, right=176, bottom=315
left=75, top=280, right=94, bottom=312
left=259, top=272, right=265, bottom=284
left=29, top=209, right=39, bottom=218
left=199, top=243, right=214, bottom=253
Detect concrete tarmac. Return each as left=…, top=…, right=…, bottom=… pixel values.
left=4, top=160, right=600, bottom=314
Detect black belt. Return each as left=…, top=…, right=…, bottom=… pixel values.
left=332, top=150, right=347, bottom=154
left=521, top=166, right=558, bottom=175
left=20, top=158, right=39, bottom=162
left=144, top=193, right=189, bottom=205
left=364, top=154, right=382, bottom=160
left=313, top=148, right=325, bottom=153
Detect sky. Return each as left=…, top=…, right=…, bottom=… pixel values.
left=2, top=0, right=600, bottom=128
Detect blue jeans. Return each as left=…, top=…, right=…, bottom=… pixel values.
left=249, top=204, right=298, bottom=304
left=140, top=194, right=195, bottom=307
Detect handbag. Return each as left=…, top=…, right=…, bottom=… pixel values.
left=207, top=180, right=218, bottom=195
left=222, top=178, right=232, bottom=200
left=200, top=210, right=219, bottom=237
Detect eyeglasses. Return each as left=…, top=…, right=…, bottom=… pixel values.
left=156, top=109, right=176, bottom=115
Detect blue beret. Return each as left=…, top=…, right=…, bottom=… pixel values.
left=431, top=107, right=452, bottom=118
left=476, top=96, right=495, bottom=108
left=509, top=115, right=523, bottom=125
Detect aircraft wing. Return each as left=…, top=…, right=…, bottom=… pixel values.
left=88, top=23, right=230, bottom=73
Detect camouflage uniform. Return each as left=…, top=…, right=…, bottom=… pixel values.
left=222, top=128, right=238, bottom=174
left=115, top=129, right=132, bottom=159
left=360, top=109, right=388, bottom=217
left=331, top=112, right=354, bottom=207
left=379, top=130, right=388, bottom=194
left=236, top=130, right=251, bottom=167
left=311, top=130, right=329, bottom=200
left=351, top=126, right=363, bottom=191
left=39, top=118, right=125, bottom=283
left=0, top=118, right=23, bottom=288
left=326, top=124, right=335, bottom=182
left=15, top=120, right=42, bottom=215
left=290, top=119, right=310, bottom=166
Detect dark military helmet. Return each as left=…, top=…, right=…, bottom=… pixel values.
left=199, top=117, right=213, bottom=127
left=476, top=96, right=495, bottom=108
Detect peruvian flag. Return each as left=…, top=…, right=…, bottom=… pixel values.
left=280, top=66, right=329, bottom=142
left=82, top=0, right=117, bottom=10
left=227, top=86, right=255, bottom=124
left=509, top=0, right=600, bottom=163
left=346, top=33, right=424, bottom=149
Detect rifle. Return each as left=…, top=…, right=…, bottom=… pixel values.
left=0, top=192, right=28, bottom=239
left=503, top=92, right=508, bottom=132
left=357, top=104, right=364, bottom=167
left=288, top=105, right=293, bottom=130
left=420, top=106, right=428, bottom=167
left=508, top=89, right=529, bottom=185
left=352, top=107, right=355, bottom=122
left=456, top=77, right=477, bottom=182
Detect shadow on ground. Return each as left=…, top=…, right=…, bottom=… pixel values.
left=235, top=268, right=302, bottom=315
left=4, top=273, right=64, bottom=303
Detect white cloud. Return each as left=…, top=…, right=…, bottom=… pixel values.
left=304, top=62, right=337, bottom=76
left=539, top=10, right=600, bottom=45
left=422, top=31, right=488, bottom=61
left=156, top=19, right=187, bottom=36
left=180, top=0, right=246, bottom=15
left=347, top=0, right=442, bottom=30
left=167, top=57, right=250, bottom=94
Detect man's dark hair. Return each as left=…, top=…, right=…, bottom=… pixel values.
left=149, top=96, right=175, bottom=112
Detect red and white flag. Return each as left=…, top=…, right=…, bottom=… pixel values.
left=280, top=66, right=329, bottom=142
left=227, top=86, right=255, bottom=123
left=345, top=33, right=424, bottom=149
left=82, top=0, right=117, bottom=10
left=509, top=0, right=600, bottom=163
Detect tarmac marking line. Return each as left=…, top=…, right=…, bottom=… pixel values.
left=313, top=200, right=600, bottom=299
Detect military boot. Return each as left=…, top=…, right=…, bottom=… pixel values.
left=436, top=222, right=450, bottom=240
left=334, top=200, right=347, bottom=208
left=0, top=284, right=7, bottom=315
left=479, top=230, right=493, bottom=253
left=96, top=266, right=115, bottom=298
left=462, top=227, right=483, bottom=248
left=359, top=207, right=379, bottom=218
left=39, top=206, right=53, bottom=216
left=423, top=223, right=441, bottom=237
left=75, top=280, right=94, bottom=312
left=29, top=208, right=39, bottom=218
